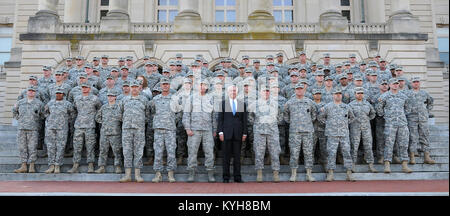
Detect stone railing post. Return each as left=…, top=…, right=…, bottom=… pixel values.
left=174, top=0, right=202, bottom=33
left=387, top=0, right=420, bottom=33
left=100, top=0, right=130, bottom=33
left=247, top=0, right=275, bottom=33
left=28, top=0, right=61, bottom=33
left=319, top=0, right=348, bottom=33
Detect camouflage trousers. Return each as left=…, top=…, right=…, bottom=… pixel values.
left=17, top=129, right=38, bottom=164
left=326, top=136, right=353, bottom=170
left=45, top=128, right=68, bottom=166
left=187, top=130, right=215, bottom=171
left=73, top=128, right=97, bottom=164
left=153, top=129, right=177, bottom=172
left=278, top=125, right=287, bottom=156
left=407, top=118, right=430, bottom=154
left=241, top=125, right=254, bottom=157
left=176, top=126, right=188, bottom=158
left=254, top=132, right=280, bottom=171
left=98, top=134, right=122, bottom=166
left=122, top=128, right=145, bottom=169
left=289, top=132, right=314, bottom=169
left=145, top=125, right=154, bottom=158
left=312, top=130, right=327, bottom=164
left=384, top=123, right=409, bottom=162
left=375, top=117, right=385, bottom=158
left=350, top=124, right=374, bottom=164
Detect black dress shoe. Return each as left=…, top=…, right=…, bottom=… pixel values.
left=234, top=178, right=244, bottom=183
left=223, top=179, right=229, bottom=183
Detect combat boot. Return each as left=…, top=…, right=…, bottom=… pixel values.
left=28, top=163, right=36, bottom=173
left=289, top=169, right=297, bottom=182
left=326, top=170, right=334, bottom=182
left=384, top=161, right=391, bottom=173
left=346, top=169, right=356, bottom=182
left=87, top=163, right=95, bottom=173
left=401, top=161, right=412, bottom=173
left=208, top=170, right=216, bottom=183
left=54, top=165, right=60, bottom=174
left=393, top=156, right=401, bottom=164
left=67, top=163, right=79, bottom=173
left=256, top=169, right=263, bottom=182
left=368, top=163, right=378, bottom=173
left=409, top=152, right=416, bottom=165
left=44, top=165, right=55, bottom=174
left=424, top=152, right=436, bottom=164
left=115, top=166, right=122, bottom=174
left=377, top=156, right=384, bottom=164
left=187, top=170, right=195, bottom=183
left=152, top=171, right=162, bottom=183
left=14, top=163, right=27, bottom=173
left=273, top=171, right=280, bottom=183
left=168, top=171, right=176, bottom=183
left=306, top=168, right=316, bottom=182
left=177, top=157, right=183, bottom=165
left=95, top=166, right=105, bottom=174
left=144, top=157, right=153, bottom=166
left=120, top=168, right=132, bottom=183
left=135, top=169, right=144, bottom=183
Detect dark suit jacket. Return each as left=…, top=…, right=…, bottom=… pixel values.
left=217, top=97, right=248, bottom=141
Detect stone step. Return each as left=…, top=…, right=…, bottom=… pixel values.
left=429, top=148, right=449, bottom=156
left=429, top=136, right=449, bottom=143
left=0, top=171, right=448, bottom=182
left=0, top=125, right=17, bottom=131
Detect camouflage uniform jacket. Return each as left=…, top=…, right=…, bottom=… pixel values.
left=12, top=98, right=44, bottom=130
left=73, top=95, right=102, bottom=129
left=120, top=95, right=150, bottom=129
left=284, top=96, right=317, bottom=133
left=319, top=102, right=355, bottom=137
left=182, top=93, right=216, bottom=131
left=404, top=89, right=433, bottom=122
left=348, top=99, right=376, bottom=129
left=249, top=98, right=279, bottom=135
left=43, top=99, right=75, bottom=131
left=95, top=103, right=122, bottom=136
left=150, top=93, right=182, bottom=130
left=375, top=91, right=409, bottom=126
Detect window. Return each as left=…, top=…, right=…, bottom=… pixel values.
left=340, top=0, right=350, bottom=6
left=99, top=0, right=109, bottom=20
left=340, top=0, right=351, bottom=22
left=273, top=0, right=293, bottom=23
left=0, top=27, right=13, bottom=66
left=100, top=0, right=109, bottom=6
left=437, top=27, right=449, bottom=65
left=215, top=0, right=236, bottom=22
left=157, top=0, right=178, bottom=23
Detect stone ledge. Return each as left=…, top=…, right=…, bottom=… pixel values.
left=3, top=61, right=21, bottom=68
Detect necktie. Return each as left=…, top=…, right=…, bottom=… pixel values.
left=232, top=100, right=236, bottom=116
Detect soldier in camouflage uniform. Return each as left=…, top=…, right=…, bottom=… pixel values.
left=318, top=87, right=356, bottom=182
left=270, top=84, right=289, bottom=165
left=12, top=86, right=44, bottom=173
left=312, top=88, right=327, bottom=168
left=143, top=62, right=163, bottom=91
left=46, top=71, right=72, bottom=101
left=67, top=83, right=102, bottom=173
left=284, top=83, right=317, bottom=182
left=183, top=80, right=217, bottom=183
left=250, top=86, right=281, bottom=183
left=405, top=77, right=436, bottom=165
left=119, top=81, right=150, bottom=183
left=150, top=78, right=182, bottom=183
left=94, top=90, right=123, bottom=174
left=43, top=88, right=75, bottom=174
left=376, top=78, right=413, bottom=173
left=175, top=78, right=193, bottom=164
left=348, top=87, right=377, bottom=173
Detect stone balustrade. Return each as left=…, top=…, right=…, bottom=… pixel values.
left=131, top=23, right=174, bottom=33
left=348, top=23, right=387, bottom=34
left=202, top=23, right=248, bottom=33
left=62, top=23, right=101, bottom=34
left=275, top=23, right=318, bottom=33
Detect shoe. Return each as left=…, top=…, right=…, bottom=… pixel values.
left=424, top=152, right=436, bottom=164
left=95, top=166, right=105, bottom=174
left=119, top=168, right=132, bottom=183
left=87, top=163, right=95, bottom=173
left=273, top=171, right=280, bottom=183
left=401, top=161, right=413, bottom=173
left=44, top=165, right=55, bottom=174
left=289, top=168, right=297, bottom=182
left=67, top=163, right=79, bottom=173
left=346, top=170, right=356, bottom=182
left=409, top=152, right=416, bottom=165
left=306, top=168, right=315, bottom=182
left=152, top=171, right=162, bottom=183
left=234, top=178, right=244, bottom=183
left=54, top=165, right=60, bottom=174
left=28, top=163, right=36, bottom=173
left=135, top=169, right=144, bottom=183
left=377, top=157, right=384, bottom=164
left=368, top=163, right=377, bottom=173
left=208, top=170, right=216, bottom=183
left=168, top=171, right=176, bottom=183
left=14, top=163, right=27, bottom=173
left=187, top=170, right=195, bottom=183
left=326, top=170, right=334, bottom=182
left=115, top=166, right=122, bottom=174
left=384, top=161, right=391, bottom=173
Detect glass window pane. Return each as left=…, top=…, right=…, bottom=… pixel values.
left=169, top=10, right=178, bottom=22
left=439, top=52, right=449, bottom=64
left=284, top=0, right=293, bottom=6
left=284, top=10, right=293, bottom=23
left=436, top=28, right=449, bottom=35
left=342, top=10, right=351, bottom=22
left=0, top=27, right=13, bottom=34
left=0, top=38, right=12, bottom=52
left=341, top=0, right=350, bottom=6
left=216, top=10, right=225, bottom=22
left=158, top=10, right=167, bottom=23
left=0, top=53, right=10, bottom=65
left=274, top=10, right=282, bottom=22
left=216, top=0, right=225, bottom=6
left=438, top=38, right=449, bottom=52
left=273, top=0, right=282, bottom=6
left=159, top=0, right=167, bottom=6
left=169, top=0, right=178, bottom=6
left=227, top=10, right=236, bottom=22
left=227, top=0, right=236, bottom=6
left=101, top=0, right=109, bottom=6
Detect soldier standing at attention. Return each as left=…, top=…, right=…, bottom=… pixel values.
left=43, top=88, right=75, bottom=174
left=319, top=87, right=356, bottom=182
left=119, top=81, right=150, bottom=183
left=312, top=89, right=327, bottom=168
left=376, top=78, right=413, bottom=174
left=67, top=83, right=102, bottom=174
left=12, top=86, right=44, bottom=173
left=284, top=83, right=317, bottom=182
left=150, top=78, right=182, bottom=183
left=94, top=90, right=123, bottom=174
left=348, top=87, right=377, bottom=173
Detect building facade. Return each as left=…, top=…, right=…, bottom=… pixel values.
left=0, top=0, right=448, bottom=124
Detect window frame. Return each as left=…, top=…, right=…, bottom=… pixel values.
left=340, top=0, right=351, bottom=23
left=156, top=0, right=178, bottom=23
left=273, top=0, right=294, bottom=23
left=214, top=0, right=237, bottom=23
left=0, top=25, right=13, bottom=66
left=436, top=26, right=449, bottom=65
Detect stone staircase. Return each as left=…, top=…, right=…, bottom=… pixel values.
left=0, top=124, right=448, bottom=182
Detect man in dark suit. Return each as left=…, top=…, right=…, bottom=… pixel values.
left=217, top=85, right=248, bottom=183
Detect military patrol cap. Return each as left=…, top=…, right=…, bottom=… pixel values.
left=266, top=55, right=274, bottom=59
left=106, top=75, right=114, bottom=80
left=242, top=55, right=250, bottom=60
left=244, top=68, right=253, bottom=73
left=359, top=61, right=366, bottom=65
left=160, top=78, right=170, bottom=84
left=349, top=53, right=356, bottom=58
left=168, top=60, right=176, bottom=66
left=312, top=88, right=322, bottom=94
left=395, top=66, right=403, bottom=71
left=332, top=87, right=342, bottom=94
left=130, top=80, right=140, bottom=87
left=101, top=55, right=109, bottom=59
left=118, top=57, right=125, bottom=62
left=107, top=89, right=118, bottom=97
left=120, top=66, right=129, bottom=70
left=143, top=55, right=150, bottom=60
left=92, top=57, right=100, bottom=61
left=315, top=70, right=325, bottom=76
left=290, top=72, right=299, bottom=77
left=323, top=53, right=331, bottom=58
left=389, top=78, right=399, bottom=84
left=298, top=66, right=307, bottom=71
left=369, top=62, right=378, bottom=67
left=276, top=52, right=284, bottom=57
left=78, top=72, right=87, bottom=79
left=175, top=60, right=183, bottom=66
left=190, top=62, right=200, bottom=67
left=162, top=68, right=170, bottom=73
left=194, top=56, right=203, bottom=62
left=92, top=67, right=99, bottom=72
left=84, top=64, right=93, bottom=69
left=411, top=76, right=421, bottom=82
left=225, top=58, right=232, bottom=63
left=339, top=74, right=348, bottom=80
left=298, top=51, right=306, bottom=56
left=42, top=66, right=51, bottom=71
left=325, top=76, right=334, bottom=81
left=380, top=79, right=388, bottom=85
left=186, top=71, right=194, bottom=77
left=311, top=62, right=317, bottom=67
left=55, top=87, right=65, bottom=94
left=184, top=78, right=192, bottom=84
left=269, top=68, right=279, bottom=73
left=175, top=53, right=183, bottom=58
left=294, top=83, right=305, bottom=89
left=126, top=56, right=133, bottom=61
left=344, top=61, right=351, bottom=66
left=75, top=56, right=84, bottom=60
left=367, top=69, right=377, bottom=76
left=238, top=63, right=246, bottom=69
left=379, top=58, right=386, bottom=62
left=335, top=63, right=343, bottom=68
left=199, top=79, right=210, bottom=85
left=260, top=86, right=270, bottom=91
left=122, top=80, right=131, bottom=87
left=145, top=62, right=153, bottom=66
left=54, top=70, right=64, bottom=75
left=29, top=75, right=38, bottom=80
left=80, top=83, right=91, bottom=88
left=389, top=64, right=396, bottom=70
left=27, top=86, right=37, bottom=92
left=65, top=57, right=73, bottom=61
left=110, top=67, right=119, bottom=72
left=317, top=64, right=324, bottom=70
left=299, top=79, right=309, bottom=85
left=152, top=85, right=161, bottom=92
left=354, top=76, right=363, bottom=81
left=398, top=77, right=406, bottom=81
left=346, top=70, right=353, bottom=74
left=62, top=70, right=69, bottom=74
left=355, top=87, right=365, bottom=94
left=253, top=59, right=260, bottom=64
left=267, top=62, right=275, bottom=66
left=215, top=71, right=225, bottom=77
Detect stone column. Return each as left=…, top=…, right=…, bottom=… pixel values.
left=248, top=0, right=275, bottom=33
left=387, top=0, right=420, bottom=33
left=100, top=0, right=130, bottom=33
left=28, top=0, right=61, bottom=33
left=319, top=0, right=348, bottom=33
left=295, top=0, right=307, bottom=23
left=64, top=0, right=84, bottom=23
left=364, top=0, right=385, bottom=23
left=174, top=0, right=202, bottom=33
